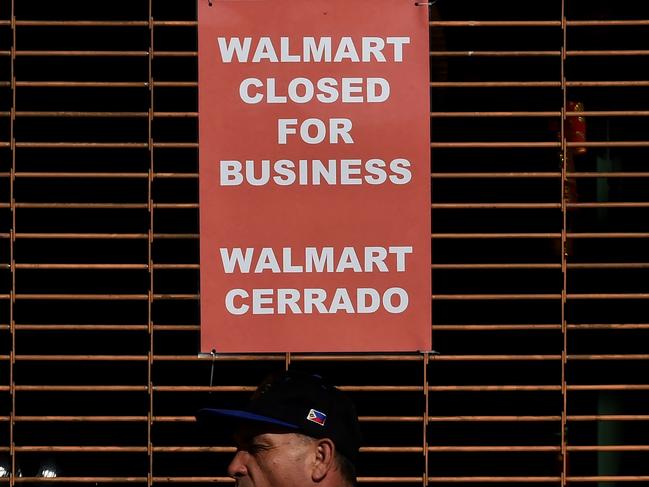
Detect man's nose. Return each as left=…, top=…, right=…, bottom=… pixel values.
left=227, top=450, right=249, bottom=478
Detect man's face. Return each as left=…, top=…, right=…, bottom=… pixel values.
left=228, top=424, right=316, bottom=487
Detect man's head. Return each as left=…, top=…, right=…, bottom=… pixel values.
left=196, top=370, right=361, bottom=487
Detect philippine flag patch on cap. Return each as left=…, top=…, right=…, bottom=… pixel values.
left=306, top=408, right=327, bottom=426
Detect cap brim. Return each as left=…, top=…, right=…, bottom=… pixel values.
left=196, top=408, right=299, bottom=430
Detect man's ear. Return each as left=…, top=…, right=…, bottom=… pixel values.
left=311, top=438, right=336, bottom=482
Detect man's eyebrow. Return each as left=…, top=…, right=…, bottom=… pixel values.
left=233, top=431, right=267, bottom=446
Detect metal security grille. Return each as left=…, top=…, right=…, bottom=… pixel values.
left=0, top=0, right=647, bottom=485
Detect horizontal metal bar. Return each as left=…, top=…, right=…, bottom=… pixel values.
left=154, top=354, right=284, bottom=362
left=567, top=110, right=649, bottom=117
left=15, top=50, right=196, bottom=58
left=567, top=80, right=649, bottom=87
left=427, top=415, right=560, bottom=422
left=567, top=20, right=649, bottom=26
left=429, top=385, right=561, bottom=391
left=16, top=203, right=148, bottom=209
left=431, top=81, right=561, bottom=88
left=431, top=111, right=560, bottom=117
left=152, top=415, right=424, bottom=423
left=432, top=263, right=560, bottom=269
left=567, top=324, right=649, bottom=329
left=156, top=172, right=199, bottom=178
left=568, top=294, right=649, bottom=300
left=569, top=172, right=649, bottom=178
left=362, top=447, right=422, bottom=453
left=155, top=385, right=421, bottom=392
left=432, top=203, right=560, bottom=209
left=14, top=416, right=147, bottom=422
left=568, top=202, right=649, bottom=208
left=15, top=324, right=149, bottom=331
left=427, top=477, right=560, bottom=483
left=568, top=263, right=649, bottom=269
left=568, top=232, right=649, bottom=238
left=9, top=19, right=197, bottom=28
left=16, top=203, right=198, bottom=209
left=431, top=142, right=560, bottom=148
left=17, top=142, right=198, bottom=149
left=15, top=111, right=148, bottom=118
left=154, top=81, right=197, bottom=88
left=153, top=21, right=198, bottom=27
left=432, top=233, right=560, bottom=239
left=153, top=386, right=257, bottom=392
left=154, top=354, right=423, bottom=362
left=569, top=385, right=649, bottom=391
left=16, top=142, right=149, bottom=149
left=427, top=354, right=561, bottom=361
left=15, top=264, right=149, bottom=269
left=568, top=415, right=649, bottom=421
left=427, top=446, right=559, bottom=452
left=154, top=142, right=199, bottom=148
left=14, top=233, right=198, bottom=239
left=362, top=478, right=420, bottom=484
left=152, top=478, right=235, bottom=483
left=16, top=81, right=149, bottom=88
left=568, top=50, right=649, bottom=56
left=12, top=294, right=199, bottom=300
left=13, top=172, right=197, bottom=179
left=567, top=446, right=649, bottom=452
left=431, top=172, right=561, bottom=178
left=14, top=80, right=195, bottom=89
left=430, top=50, right=560, bottom=57
left=155, top=264, right=200, bottom=269
left=15, top=385, right=147, bottom=391
left=433, top=294, right=561, bottom=300
left=6, top=353, right=634, bottom=366
left=16, top=355, right=149, bottom=361
left=433, top=324, right=561, bottom=330
left=153, top=447, right=234, bottom=453
left=155, top=112, right=198, bottom=118
left=14, top=294, right=143, bottom=300
left=292, top=354, right=425, bottom=362
left=17, top=50, right=150, bottom=57
left=154, top=325, right=200, bottom=331
left=14, top=477, right=150, bottom=483
left=12, top=264, right=198, bottom=270
left=15, top=20, right=150, bottom=26
left=15, top=446, right=147, bottom=452
left=156, top=51, right=198, bottom=57
left=568, top=476, right=649, bottom=482
left=567, top=141, right=649, bottom=147
left=430, top=20, right=561, bottom=27
left=569, top=354, right=649, bottom=360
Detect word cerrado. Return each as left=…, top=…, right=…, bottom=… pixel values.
left=221, top=246, right=412, bottom=316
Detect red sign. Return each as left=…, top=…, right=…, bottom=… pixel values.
left=199, top=0, right=430, bottom=352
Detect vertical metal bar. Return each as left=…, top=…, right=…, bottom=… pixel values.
left=422, top=353, right=429, bottom=487
left=560, top=1, right=568, bottom=486
left=148, top=2, right=155, bottom=486
left=9, top=2, right=15, bottom=485
left=426, top=8, right=433, bottom=485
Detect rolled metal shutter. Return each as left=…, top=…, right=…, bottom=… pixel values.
left=0, top=0, right=647, bottom=485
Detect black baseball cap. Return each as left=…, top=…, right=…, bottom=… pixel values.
left=196, top=370, right=361, bottom=462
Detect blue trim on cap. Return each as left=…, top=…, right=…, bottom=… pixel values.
left=197, top=408, right=299, bottom=430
